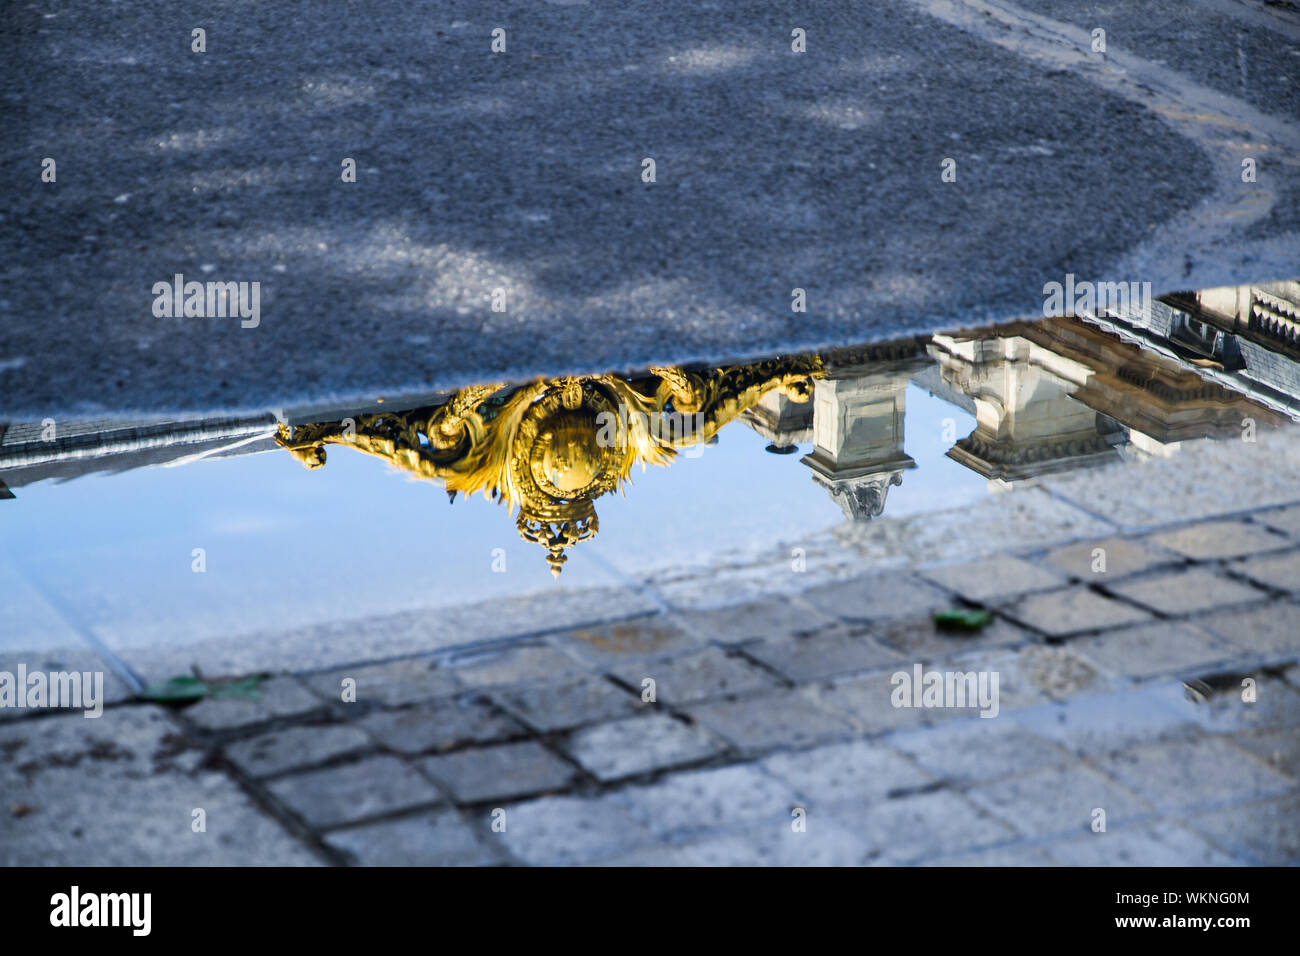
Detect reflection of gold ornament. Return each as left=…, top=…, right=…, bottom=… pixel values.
left=277, top=357, right=822, bottom=576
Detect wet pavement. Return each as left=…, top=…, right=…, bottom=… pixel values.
left=3, top=285, right=1300, bottom=865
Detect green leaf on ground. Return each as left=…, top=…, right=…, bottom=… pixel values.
left=933, top=609, right=993, bottom=632
left=137, top=673, right=268, bottom=703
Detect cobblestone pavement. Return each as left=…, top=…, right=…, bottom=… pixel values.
left=5, top=435, right=1300, bottom=865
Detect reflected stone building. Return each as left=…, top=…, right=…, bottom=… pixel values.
left=1095, top=280, right=1300, bottom=420
left=929, top=324, right=1124, bottom=486
left=929, top=314, right=1287, bottom=484
left=1018, top=314, right=1285, bottom=456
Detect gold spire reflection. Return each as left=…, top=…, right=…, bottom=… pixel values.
left=277, top=359, right=822, bottom=576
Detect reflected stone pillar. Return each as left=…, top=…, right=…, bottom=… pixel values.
left=800, top=362, right=917, bottom=521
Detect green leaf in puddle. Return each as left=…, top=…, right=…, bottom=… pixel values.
left=138, top=673, right=268, bottom=703
left=137, top=676, right=209, bottom=702
left=933, top=609, right=993, bottom=632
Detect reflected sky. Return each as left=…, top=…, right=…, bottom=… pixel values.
left=1, top=384, right=981, bottom=649
left=5, top=283, right=1300, bottom=657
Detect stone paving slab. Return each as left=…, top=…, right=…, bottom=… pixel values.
left=1068, top=621, right=1236, bottom=681
left=761, top=739, right=935, bottom=808
left=443, top=642, right=588, bottom=689
left=1005, top=586, right=1152, bottom=637
left=1041, top=536, right=1178, bottom=581
left=1003, top=645, right=1105, bottom=702
left=888, top=720, right=1072, bottom=785
left=620, top=763, right=801, bottom=838
left=808, top=671, right=940, bottom=735
left=267, top=755, right=442, bottom=829
left=921, top=845, right=1060, bottom=867
left=1045, top=821, right=1241, bottom=867
left=869, top=614, right=1030, bottom=662
left=797, top=572, right=952, bottom=624
left=492, top=674, right=642, bottom=733
left=1, top=706, right=320, bottom=865
left=591, top=843, right=710, bottom=867
left=301, top=658, right=460, bottom=708
left=921, top=555, right=1067, bottom=604
left=1149, top=520, right=1293, bottom=561
left=114, top=587, right=657, bottom=686
left=609, top=648, right=779, bottom=706
left=1105, top=567, right=1266, bottom=617
left=1232, top=727, right=1300, bottom=781
left=682, top=819, right=878, bottom=867
left=497, top=793, right=654, bottom=866
left=419, top=741, right=579, bottom=803
left=225, top=723, right=372, bottom=778
left=916, top=646, right=1072, bottom=712
left=358, top=695, right=525, bottom=755
left=697, top=818, right=887, bottom=866
left=966, top=764, right=1155, bottom=838
left=647, top=549, right=857, bottom=614
left=689, top=688, right=857, bottom=754
left=1195, top=601, right=1300, bottom=659
left=1098, top=736, right=1295, bottom=815
left=324, top=810, right=501, bottom=867
left=182, top=676, right=326, bottom=731
left=1229, top=549, right=1300, bottom=594
left=548, top=617, right=707, bottom=667
left=1256, top=504, right=1300, bottom=538
left=742, top=627, right=904, bottom=683
left=1182, top=793, right=1300, bottom=866
left=563, top=713, right=721, bottom=782
left=833, top=487, right=1112, bottom=569
left=439, top=590, right=663, bottom=647
left=108, top=606, right=465, bottom=686
left=858, top=790, right=1019, bottom=864
left=674, top=597, right=838, bottom=645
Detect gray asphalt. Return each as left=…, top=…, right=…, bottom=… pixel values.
left=2, top=0, right=1298, bottom=417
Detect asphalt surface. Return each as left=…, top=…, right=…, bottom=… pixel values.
left=2, top=0, right=1298, bottom=417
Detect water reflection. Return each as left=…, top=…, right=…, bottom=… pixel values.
left=3, top=281, right=1298, bottom=577
left=274, top=358, right=822, bottom=576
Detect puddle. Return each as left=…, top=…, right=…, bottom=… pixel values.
left=3, top=284, right=1300, bottom=648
